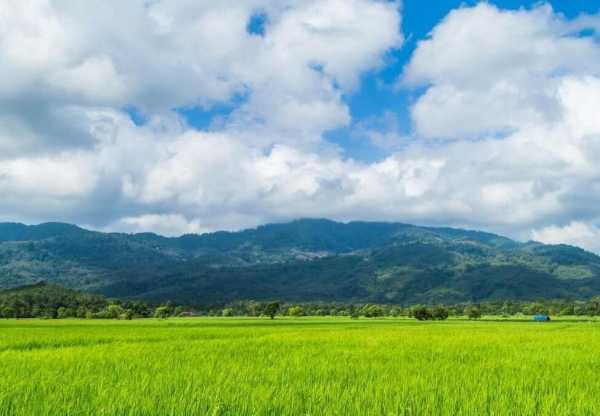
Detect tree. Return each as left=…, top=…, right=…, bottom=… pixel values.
left=247, top=301, right=262, bottom=317
left=57, top=307, right=73, bottom=319
left=362, top=304, right=384, bottom=318
left=154, top=306, right=170, bottom=319
left=523, top=302, right=546, bottom=315
left=120, top=309, right=134, bottom=320
left=348, top=305, right=359, bottom=319
left=107, top=304, right=124, bottom=319
left=1, top=306, right=15, bottom=319
left=264, top=301, right=280, bottom=319
left=432, top=306, right=449, bottom=320
left=76, top=306, right=88, bottom=319
left=588, top=297, right=600, bottom=315
left=44, top=307, right=57, bottom=319
left=131, top=301, right=151, bottom=317
left=559, top=304, right=574, bottom=316
left=574, top=303, right=587, bottom=316
left=288, top=306, right=304, bottom=317
left=222, top=308, right=234, bottom=317
left=466, top=306, right=482, bottom=320
left=412, top=306, right=432, bottom=321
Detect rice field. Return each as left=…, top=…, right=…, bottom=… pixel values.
left=1, top=317, right=599, bottom=415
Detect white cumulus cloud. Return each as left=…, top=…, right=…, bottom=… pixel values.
left=532, top=222, right=600, bottom=253
left=2, top=1, right=600, bottom=254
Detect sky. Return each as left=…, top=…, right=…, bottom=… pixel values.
left=2, top=0, right=600, bottom=251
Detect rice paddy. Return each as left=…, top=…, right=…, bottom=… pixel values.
left=1, top=317, right=599, bottom=415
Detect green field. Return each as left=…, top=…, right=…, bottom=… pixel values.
left=1, top=318, right=599, bottom=415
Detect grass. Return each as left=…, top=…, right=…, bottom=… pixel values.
left=1, top=317, right=599, bottom=415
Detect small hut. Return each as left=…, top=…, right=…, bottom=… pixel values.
left=533, top=314, right=551, bottom=322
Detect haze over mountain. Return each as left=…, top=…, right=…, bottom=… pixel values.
left=1, top=219, right=600, bottom=305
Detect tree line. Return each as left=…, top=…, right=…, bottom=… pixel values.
left=5, top=283, right=600, bottom=320
left=0, top=283, right=286, bottom=320
left=195, top=298, right=600, bottom=319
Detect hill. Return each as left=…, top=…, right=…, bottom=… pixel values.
left=1, top=219, right=600, bottom=305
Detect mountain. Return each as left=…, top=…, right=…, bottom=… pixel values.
left=1, top=219, right=600, bottom=305
left=0, top=222, right=89, bottom=242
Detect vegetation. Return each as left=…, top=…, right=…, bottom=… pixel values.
left=3, top=219, right=600, bottom=306
left=412, top=305, right=433, bottom=320
left=466, top=305, right=482, bottom=320
left=183, top=298, right=600, bottom=320
left=0, top=282, right=155, bottom=320
left=263, top=301, right=280, bottom=319
left=1, top=318, right=600, bottom=415
left=10, top=282, right=600, bottom=321
left=411, top=305, right=449, bottom=320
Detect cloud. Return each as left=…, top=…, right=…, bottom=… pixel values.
left=0, top=0, right=402, bottom=155
left=108, top=214, right=206, bottom=237
left=532, top=222, right=600, bottom=253
left=402, top=3, right=600, bottom=139
left=0, top=0, right=403, bottom=227
left=2, top=1, right=600, bottom=255
left=352, top=112, right=410, bottom=150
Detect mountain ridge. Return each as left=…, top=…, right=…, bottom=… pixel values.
left=1, top=218, right=599, bottom=305
left=0, top=218, right=526, bottom=252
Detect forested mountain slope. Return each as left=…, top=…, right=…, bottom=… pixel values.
left=1, top=219, right=599, bottom=305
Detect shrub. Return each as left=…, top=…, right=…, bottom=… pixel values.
left=466, top=306, right=482, bottom=320
left=120, top=309, right=134, bottom=320
left=362, top=304, right=384, bottom=318
left=413, top=306, right=432, bottom=321
left=288, top=306, right=304, bottom=317
left=107, top=304, right=124, bottom=319
left=264, top=301, right=281, bottom=319
left=432, top=306, right=449, bottom=320
left=154, top=306, right=170, bottom=319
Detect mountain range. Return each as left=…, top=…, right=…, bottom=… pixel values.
left=1, top=219, right=600, bottom=305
